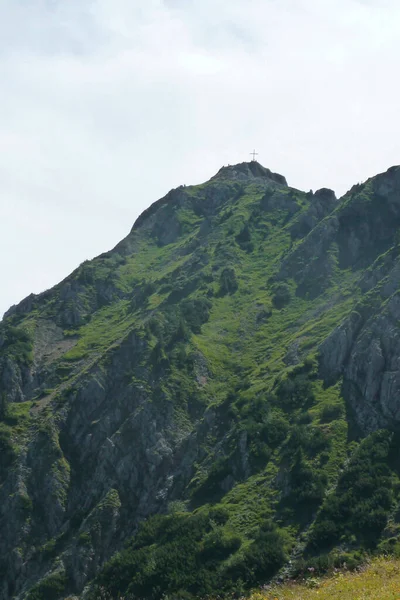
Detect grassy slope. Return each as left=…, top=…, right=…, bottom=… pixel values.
left=258, top=557, right=400, bottom=599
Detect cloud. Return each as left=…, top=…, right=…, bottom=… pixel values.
left=1, top=0, right=400, bottom=317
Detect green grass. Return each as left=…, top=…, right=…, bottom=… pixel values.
left=63, top=300, right=135, bottom=361
left=257, top=557, right=400, bottom=600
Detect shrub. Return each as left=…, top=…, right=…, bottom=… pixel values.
left=227, top=525, right=288, bottom=585
left=287, top=450, right=327, bottom=508
left=181, top=297, right=212, bottom=333
left=235, top=224, right=254, bottom=252
left=309, top=430, right=396, bottom=551
left=320, top=402, right=345, bottom=423
left=272, top=283, right=292, bottom=309
left=0, top=325, right=33, bottom=365
left=0, top=393, right=8, bottom=421
left=191, top=457, right=233, bottom=504
left=218, top=268, right=238, bottom=296
left=261, top=414, right=290, bottom=448
left=199, top=529, right=242, bottom=562
left=248, top=439, right=272, bottom=471
left=0, top=427, right=16, bottom=481
left=27, top=572, right=67, bottom=600
left=275, top=373, right=315, bottom=410
left=92, top=508, right=246, bottom=600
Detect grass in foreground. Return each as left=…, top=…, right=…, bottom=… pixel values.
left=255, top=557, right=400, bottom=600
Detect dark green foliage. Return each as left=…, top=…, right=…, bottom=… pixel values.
left=27, top=572, right=67, bottom=600
left=167, top=280, right=199, bottom=303
left=218, top=267, right=238, bottom=296
left=93, top=508, right=235, bottom=599
left=165, top=271, right=210, bottom=305
left=150, top=340, right=169, bottom=369
left=275, top=372, right=315, bottom=411
left=93, top=509, right=287, bottom=600
left=78, top=531, right=92, bottom=547
left=297, top=410, right=313, bottom=425
left=181, top=297, right=212, bottom=333
left=130, top=280, right=156, bottom=311
left=0, top=427, right=15, bottom=483
left=309, top=430, right=397, bottom=551
left=199, top=528, right=242, bottom=563
left=275, top=417, right=332, bottom=521
left=248, top=438, right=272, bottom=471
left=262, top=414, right=290, bottom=448
left=151, top=307, right=191, bottom=351
left=272, top=283, right=292, bottom=309
left=170, top=318, right=191, bottom=345
left=284, top=425, right=331, bottom=459
left=239, top=398, right=289, bottom=472
left=285, top=449, right=328, bottom=511
left=0, top=392, right=7, bottom=420
left=235, top=224, right=254, bottom=252
left=0, top=326, right=33, bottom=365
left=228, top=525, right=288, bottom=585
left=191, top=456, right=234, bottom=504
left=320, top=402, right=345, bottom=423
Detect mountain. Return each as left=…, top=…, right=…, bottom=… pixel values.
left=1, top=161, right=400, bottom=599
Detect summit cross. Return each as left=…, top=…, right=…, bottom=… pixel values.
left=250, top=150, right=258, bottom=161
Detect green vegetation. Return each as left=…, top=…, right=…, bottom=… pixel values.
left=309, top=430, right=400, bottom=552
left=27, top=571, right=67, bottom=600
left=92, top=508, right=289, bottom=599
left=0, top=325, right=34, bottom=365
left=0, top=400, right=32, bottom=481
left=255, top=556, right=400, bottom=600
left=2, top=166, right=400, bottom=598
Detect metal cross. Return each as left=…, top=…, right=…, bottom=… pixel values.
left=250, top=149, right=258, bottom=161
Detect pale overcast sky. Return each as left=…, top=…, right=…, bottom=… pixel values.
left=1, top=0, right=400, bottom=318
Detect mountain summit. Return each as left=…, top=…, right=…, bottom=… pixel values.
left=1, top=164, right=400, bottom=599
left=211, top=161, right=288, bottom=185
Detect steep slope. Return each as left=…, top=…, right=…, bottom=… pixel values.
left=1, top=162, right=400, bottom=599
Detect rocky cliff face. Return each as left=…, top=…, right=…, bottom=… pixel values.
left=2, top=162, right=400, bottom=599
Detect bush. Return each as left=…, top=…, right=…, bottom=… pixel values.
left=191, top=457, right=233, bottom=504
left=0, top=325, right=33, bottom=365
left=248, top=439, right=272, bottom=471
left=309, top=430, right=396, bottom=551
left=275, top=373, right=315, bottom=410
left=287, top=450, right=327, bottom=508
left=93, top=508, right=246, bottom=600
left=130, top=280, right=156, bottom=311
left=272, top=283, right=292, bottom=309
left=199, top=529, right=242, bottom=562
left=27, top=572, right=67, bottom=600
left=261, top=414, right=290, bottom=448
left=218, top=268, right=238, bottom=296
left=181, top=298, right=212, bottom=333
left=0, top=427, right=16, bottom=482
left=284, top=425, right=331, bottom=459
left=240, top=402, right=288, bottom=471
left=0, top=393, right=8, bottom=421
left=235, top=224, right=254, bottom=252
left=227, top=525, right=288, bottom=585
left=320, top=402, right=345, bottom=423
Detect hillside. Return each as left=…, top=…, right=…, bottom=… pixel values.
left=257, top=557, right=400, bottom=600
left=1, top=161, right=400, bottom=599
